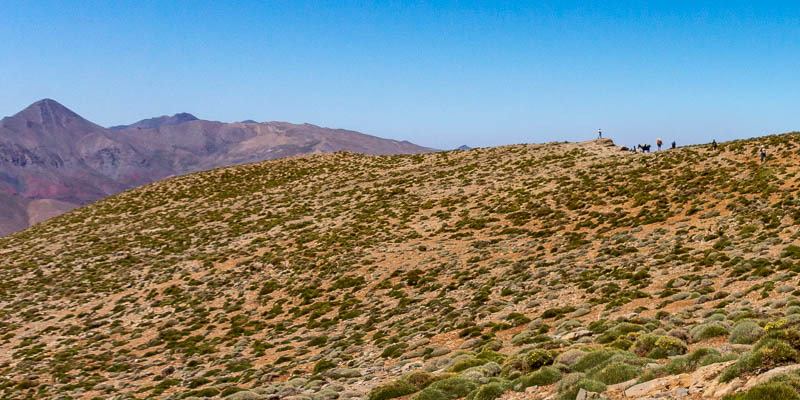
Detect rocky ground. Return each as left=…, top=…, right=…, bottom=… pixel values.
left=2, top=133, right=800, bottom=400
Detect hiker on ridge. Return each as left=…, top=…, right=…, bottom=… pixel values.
left=598, top=128, right=602, bottom=139
left=760, top=146, right=767, bottom=163
left=657, top=138, right=663, bottom=151
left=671, top=141, right=676, bottom=150
left=712, top=140, right=717, bottom=150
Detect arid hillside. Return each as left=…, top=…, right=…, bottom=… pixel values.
left=2, top=133, right=800, bottom=400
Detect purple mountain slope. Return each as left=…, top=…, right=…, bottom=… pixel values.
left=0, top=99, right=434, bottom=235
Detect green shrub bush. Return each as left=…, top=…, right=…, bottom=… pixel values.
left=525, top=350, right=556, bottom=370
left=313, top=359, right=336, bottom=374
left=467, top=382, right=507, bottom=400
left=663, top=347, right=735, bottom=375
left=571, top=350, right=617, bottom=372
left=477, top=350, right=507, bottom=364
left=418, top=377, right=479, bottom=399
left=590, top=361, right=641, bottom=385
left=691, top=324, right=729, bottom=342
left=722, top=382, right=800, bottom=400
left=368, top=380, right=418, bottom=400
left=414, top=388, right=447, bottom=400
left=720, top=339, right=799, bottom=382
left=596, top=323, right=644, bottom=344
left=511, top=366, right=561, bottom=390
left=405, top=371, right=441, bottom=390
left=730, top=321, right=764, bottom=345
left=755, top=338, right=799, bottom=365
left=449, top=358, right=489, bottom=373
left=632, top=334, right=687, bottom=358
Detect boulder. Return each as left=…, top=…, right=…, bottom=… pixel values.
left=324, top=368, right=362, bottom=379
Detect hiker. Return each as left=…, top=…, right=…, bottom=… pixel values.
left=760, top=146, right=767, bottom=163
left=657, top=138, right=663, bottom=151
left=598, top=128, right=602, bottom=139
left=712, top=140, right=717, bottom=150
left=671, top=141, right=676, bottom=149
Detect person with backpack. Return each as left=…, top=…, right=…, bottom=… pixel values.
left=712, top=140, right=717, bottom=150
left=671, top=141, right=676, bottom=149
left=657, top=138, right=663, bottom=151
left=760, top=146, right=767, bottom=163
left=598, top=128, right=602, bottom=139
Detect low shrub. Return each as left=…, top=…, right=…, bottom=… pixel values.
left=405, top=371, right=442, bottom=390
left=477, top=350, right=507, bottom=364
left=382, top=343, right=409, bottom=358
left=417, top=376, right=479, bottom=399
left=313, top=359, right=336, bottom=374
left=691, top=324, right=729, bottom=342
left=414, top=388, right=447, bottom=400
left=632, top=334, right=687, bottom=358
left=368, top=380, right=417, bottom=400
left=512, top=366, right=561, bottom=390
left=596, top=323, right=644, bottom=344
left=449, top=358, right=489, bottom=373
left=467, top=382, right=507, bottom=400
left=729, top=321, right=764, bottom=345
left=525, top=350, right=556, bottom=370
left=722, top=382, right=800, bottom=400
left=720, top=339, right=799, bottom=382
left=755, top=338, right=799, bottom=366
left=590, top=361, right=641, bottom=385
left=571, top=349, right=624, bottom=372
left=663, top=347, right=735, bottom=375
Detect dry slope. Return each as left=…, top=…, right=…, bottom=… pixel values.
left=2, top=134, right=800, bottom=400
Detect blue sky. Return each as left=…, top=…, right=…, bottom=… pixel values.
left=2, top=1, right=799, bottom=149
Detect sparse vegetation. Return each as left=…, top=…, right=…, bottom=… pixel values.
left=3, top=133, right=800, bottom=398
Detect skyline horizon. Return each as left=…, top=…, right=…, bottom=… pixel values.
left=1, top=97, right=791, bottom=150
left=3, top=2, right=799, bottom=149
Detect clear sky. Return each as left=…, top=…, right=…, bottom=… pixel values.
left=2, top=1, right=799, bottom=149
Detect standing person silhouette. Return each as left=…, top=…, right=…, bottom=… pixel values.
left=671, top=141, right=676, bottom=149
left=657, top=138, right=663, bottom=151
left=598, top=128, right=602, bottom=139
left=760, top=146, right=767, bottom=163
left=712, top=140, right=717, bottom=150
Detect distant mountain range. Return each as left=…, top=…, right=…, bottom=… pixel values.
left=0, top=99, right=434, bottom=235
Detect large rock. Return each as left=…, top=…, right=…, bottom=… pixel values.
left=623, top=360, right=737, bottom=398
left=324, top=368, right=362, bottom=379
left=560, top=329, right=593, bottom=341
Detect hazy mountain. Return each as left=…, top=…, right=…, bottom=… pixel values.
left=108, top=112, right=198, bottom=130
left=456, top=144, right=472, bottom=150
left=0, top=99, right=434, bottom=235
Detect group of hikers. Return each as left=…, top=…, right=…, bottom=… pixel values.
left=597, top=130, right=768, bottom=162
left=597, top=129, right=675, bottom=153
left=631, top=137, right=676, bottom=153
